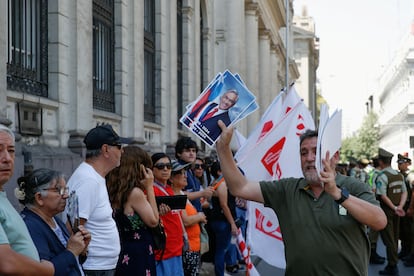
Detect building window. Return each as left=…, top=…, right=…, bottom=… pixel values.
left=144, top=0, right=157, bottom=123
left=7, top=0, right=48, bottom=96
left=93, top=0, right=115, bottom=112
left=177, top=0, right=183, bottom=129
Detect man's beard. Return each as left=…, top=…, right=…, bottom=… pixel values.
left=304, top=170, right=320, bottom=185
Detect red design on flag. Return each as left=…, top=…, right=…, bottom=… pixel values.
left=296, top=114, right=306, bottom=136
left=257, top=120, right=274, bottom=142
left=261, top=137, right=286, bottom=177
left=255, top=208, right=283, bottom=241
left=285, top=106, right=292, bottom=114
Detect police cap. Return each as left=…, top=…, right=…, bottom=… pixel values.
left=378, top=148, right=394, bottom=160
left=397, top=153, right=411, bottom=164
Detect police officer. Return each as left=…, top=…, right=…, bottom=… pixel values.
left=368, top=156, right=386, bottom=264
left=377, top=148, right=407, bottom=275
left=396, top=154, right=413, bottom=260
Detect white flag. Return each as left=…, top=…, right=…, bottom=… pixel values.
left=235, top=92, right=284, bottom=165
left=236, top=86, right=315, bottom=269
left=232, top=129, right=247, bottom=151
left=235, top=85, right=302, bottom=165
left=316, top=105, right=342, bottom=179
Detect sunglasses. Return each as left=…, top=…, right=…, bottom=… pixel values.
left=194, top=164, right=205, bottom=169
left=110, top=143, right=123, bottom=150
left=154, top=163, right=172, bottom=170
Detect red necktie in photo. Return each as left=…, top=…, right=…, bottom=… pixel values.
left=201, top=107, right=218, bottom=121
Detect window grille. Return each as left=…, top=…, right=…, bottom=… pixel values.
left=93, top=0, right=115, bottom=112
left=7, top=0, right=48, bottom=96
left=144, top=0, right=157, bottom=123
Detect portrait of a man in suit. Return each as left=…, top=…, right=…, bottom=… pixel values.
left=187, top=89, right=239, bottom=144
left=180, top=70, right=258, bottom=147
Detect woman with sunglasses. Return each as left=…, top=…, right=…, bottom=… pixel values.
left=16, top=168, right=91, bottom=276
left=151, top=152, right=185, bottom=276
left=192, top=157, right=207, bottom=187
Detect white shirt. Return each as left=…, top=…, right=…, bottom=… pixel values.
left=66, top=162, right=120, bottom=270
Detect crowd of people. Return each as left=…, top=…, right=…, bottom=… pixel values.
left=0, top=123, right=245, bottom=276
left=1, top=119, right=414, bottom=276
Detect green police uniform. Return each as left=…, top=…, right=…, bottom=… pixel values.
left=377, top=167, right=406, bottom=267
left=396, top=154, right=413, bottom=259
left=260, top=173, right=378, bottom=275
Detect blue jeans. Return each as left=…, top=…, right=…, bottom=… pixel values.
left=210, top=220, right=231, bottom=276
left=225, top=243, right=239, bottom=267
left=236, top=207, right=247, bottom=237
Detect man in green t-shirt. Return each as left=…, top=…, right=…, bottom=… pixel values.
left=216, top=122, right=387, bottom=275
left=0, top=124, right=54, bottom=275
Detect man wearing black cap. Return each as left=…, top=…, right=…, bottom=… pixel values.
left=377, top=148, right=407, bottom=275
left=66, top=124, right=131, bottom=276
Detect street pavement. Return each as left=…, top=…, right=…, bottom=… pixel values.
left=200, top=237, right=414, bottom=275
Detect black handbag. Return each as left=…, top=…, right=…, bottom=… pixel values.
left=151, top=220, right=166, bottom=251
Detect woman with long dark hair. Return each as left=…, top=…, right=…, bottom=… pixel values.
left=106, top=146, right=159, bottom=275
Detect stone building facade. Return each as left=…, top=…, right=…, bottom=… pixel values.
left=0, top=0, right=318, bottom=208
left=375, top=24, right=414, bottom=161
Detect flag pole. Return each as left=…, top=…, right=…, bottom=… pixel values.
left=285, top=0, right=289, bottom=89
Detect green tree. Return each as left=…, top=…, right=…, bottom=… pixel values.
left=340, top=111, right=379, bottom=162
left=355, top=111, right=379, bottom=159
left=340, top=136, right=359, bottom=163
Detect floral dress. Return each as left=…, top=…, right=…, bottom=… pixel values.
left=114, top=209, right=156, bottom=276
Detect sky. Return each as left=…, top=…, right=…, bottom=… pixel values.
left=293, top=0, right=414, bottom=137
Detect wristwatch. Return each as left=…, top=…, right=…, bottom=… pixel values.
left=335, top=187, right=350, bottom=205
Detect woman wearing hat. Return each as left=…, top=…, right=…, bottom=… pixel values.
left=170, top=160, right=207, bottom=276
left=151, top=152, right=184, bottom=276
left=16, top=168, right=91, bottom=275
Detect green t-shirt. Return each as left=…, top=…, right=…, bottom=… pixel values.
left=0, top=191, right=40, bottom=261
left=260, top=174, right=378, bottom=276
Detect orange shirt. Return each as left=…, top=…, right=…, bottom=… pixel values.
left=184, top=201, right=201, bottom=252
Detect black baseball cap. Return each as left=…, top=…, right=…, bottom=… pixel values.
left=83, top=124, right=132, bottom=150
